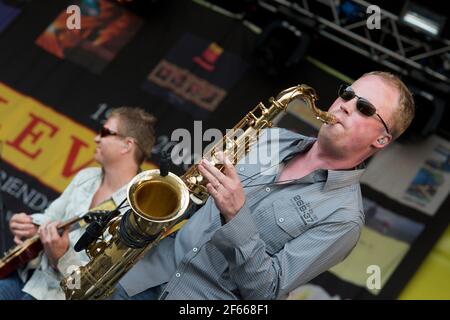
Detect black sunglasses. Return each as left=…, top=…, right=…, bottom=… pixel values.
left=99, top=126, right=121, bottom=138
left=99, top=126, right=147, bottom=156
left=338, top=85, right=390, bottom=135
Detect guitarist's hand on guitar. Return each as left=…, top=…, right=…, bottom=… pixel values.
left=38, top=221, right=70, bottom=269
left=9, top=213, right=38, bottom=244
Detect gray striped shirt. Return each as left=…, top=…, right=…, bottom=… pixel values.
left=120, top=128, right=365, bottom=299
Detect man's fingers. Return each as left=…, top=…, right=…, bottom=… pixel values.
left=203, top=159, right=227, bottom=181
left=10, top=213, right=32, bottom=224
left=10, top=221, right=36, bottom=231
left=13, top=236, right=23, bottom=245
left=206, top=183, right=222, bottom=200
left=214, top=151, right=238, bottom=180
left=63, top=224, right=70, bottom=235
left=222, top=155, right=239, bottom=180
left=13, top=229, right=35, bottom=237
left=198, top=162, right=221, bottom=187
left=48, top=224, right=60, bottom=240
left=38, top=223, right=49, bottom=242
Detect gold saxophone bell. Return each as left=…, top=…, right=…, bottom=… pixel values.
left=61, top=84, right=336, bottom=299
left=128, top=170, right=190, bottom=223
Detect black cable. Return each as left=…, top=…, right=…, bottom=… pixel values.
left=118, top=209, right=159, bottom=249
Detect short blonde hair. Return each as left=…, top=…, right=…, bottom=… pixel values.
left=362, top=71, right=415, bottom=139
left=108, top=107, right=157, bottom=165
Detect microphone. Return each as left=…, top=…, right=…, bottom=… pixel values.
left=74, top=209, right=120, bottom=252
left=74, top=220, right=104, bottom=252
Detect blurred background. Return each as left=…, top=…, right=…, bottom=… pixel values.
left=0, top=0, right=449, bottom=299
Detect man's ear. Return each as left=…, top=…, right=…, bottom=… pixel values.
left=372, top=134, right=392, bottom=149
left=121, top=138, right=133, bottom=154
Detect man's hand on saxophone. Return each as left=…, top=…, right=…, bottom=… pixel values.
left=198, top=152, right=245, bottom=223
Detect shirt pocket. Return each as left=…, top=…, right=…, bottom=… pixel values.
left=253, top=198, right=307, bottom=255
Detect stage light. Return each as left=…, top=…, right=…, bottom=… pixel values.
left=253, top=20, right=311, bottom=76
left=400, top=2, right=447, bottom=37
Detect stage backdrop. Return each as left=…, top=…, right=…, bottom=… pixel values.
left=0, top=0, right=449, bottom=300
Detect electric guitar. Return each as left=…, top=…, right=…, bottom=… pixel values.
left=0, top=210, right=108, bottom=279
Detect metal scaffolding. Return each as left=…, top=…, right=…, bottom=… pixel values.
left=269, top=0, right=450, bottom=84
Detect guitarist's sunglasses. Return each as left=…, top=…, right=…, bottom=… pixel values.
left=99, top=126, right=122, bottom=138
left=338, top=84, right=390, bottom=135
left=99, top=126, right=146, bottom=155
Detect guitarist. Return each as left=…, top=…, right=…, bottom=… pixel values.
left=0, top=107, right=156, bottom=300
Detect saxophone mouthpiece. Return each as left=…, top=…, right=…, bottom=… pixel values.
left=325, top=114, right=338, bottom=125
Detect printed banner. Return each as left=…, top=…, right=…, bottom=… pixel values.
left=328, top=198, right=424, bottom=295
left=142, top=32, right=248, bottom=118
left=36, top=0, right=143, bottom=74
left=0, top=82, right=97, bottom=192
left=361, top=135, right=450, bottom=215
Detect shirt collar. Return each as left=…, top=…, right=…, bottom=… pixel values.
left=323, top=168, right=365, bottom=191
left=286, top=136, right=316, bottom=160
left=77, top=168, right=129, bottom=208
left=280, top=133, right=365, bottom=191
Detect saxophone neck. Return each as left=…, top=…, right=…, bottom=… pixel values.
left=272, top=84, right=336, bottom=124
left=271, top=85, right=316, bottom=109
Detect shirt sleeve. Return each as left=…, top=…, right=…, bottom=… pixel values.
left=29, top=170, right=90, bottom=274
left=210, top=204, right=361, bottom=300
left=30, top=171, right=82, bottom=224
left=57, top=245, right=89, bottom=277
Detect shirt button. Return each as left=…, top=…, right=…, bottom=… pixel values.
left=192, top=247, right=198, bottom=252
left=265, top=187, right=271, bottom=192
left=279, top=218, right=285, bottom=223
left=175, top=272, right=181, bottom=278
left=239, top=167, right=245, bottom=172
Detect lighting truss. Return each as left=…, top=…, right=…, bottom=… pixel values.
left=268, top=0, right=450, bottom=84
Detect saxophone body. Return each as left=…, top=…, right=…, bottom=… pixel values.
left=61, top=84, right=336, bottom=299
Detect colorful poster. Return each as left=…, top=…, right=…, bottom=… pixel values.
left=142, top=33, right=248, bottom=119
left=0, top=1, right=21, bottom=33
left=328, top=198, right=424, bottom=295
left=35, top=0, right=143, bottom=74
left=288, top=198, right=425, bottom=298
left=361, top=135, right=450, bottom=216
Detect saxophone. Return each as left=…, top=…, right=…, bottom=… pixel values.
left=60, top=84, right=336, bottom=299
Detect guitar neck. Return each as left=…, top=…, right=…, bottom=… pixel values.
left=58, top=215, right=85, bottom=230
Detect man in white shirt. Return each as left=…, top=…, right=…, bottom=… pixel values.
left=0, top=107, right=156, bottom=300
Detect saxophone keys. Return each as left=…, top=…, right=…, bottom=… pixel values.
left=188, top=176, right=197, bottom=185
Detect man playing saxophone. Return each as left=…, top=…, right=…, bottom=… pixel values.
left=0, top=107, right=156, bottom=300
left=110, top=71, right=414, bottom=300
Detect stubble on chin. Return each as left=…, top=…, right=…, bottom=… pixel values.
left=318, top=126, right=348, bottom=158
